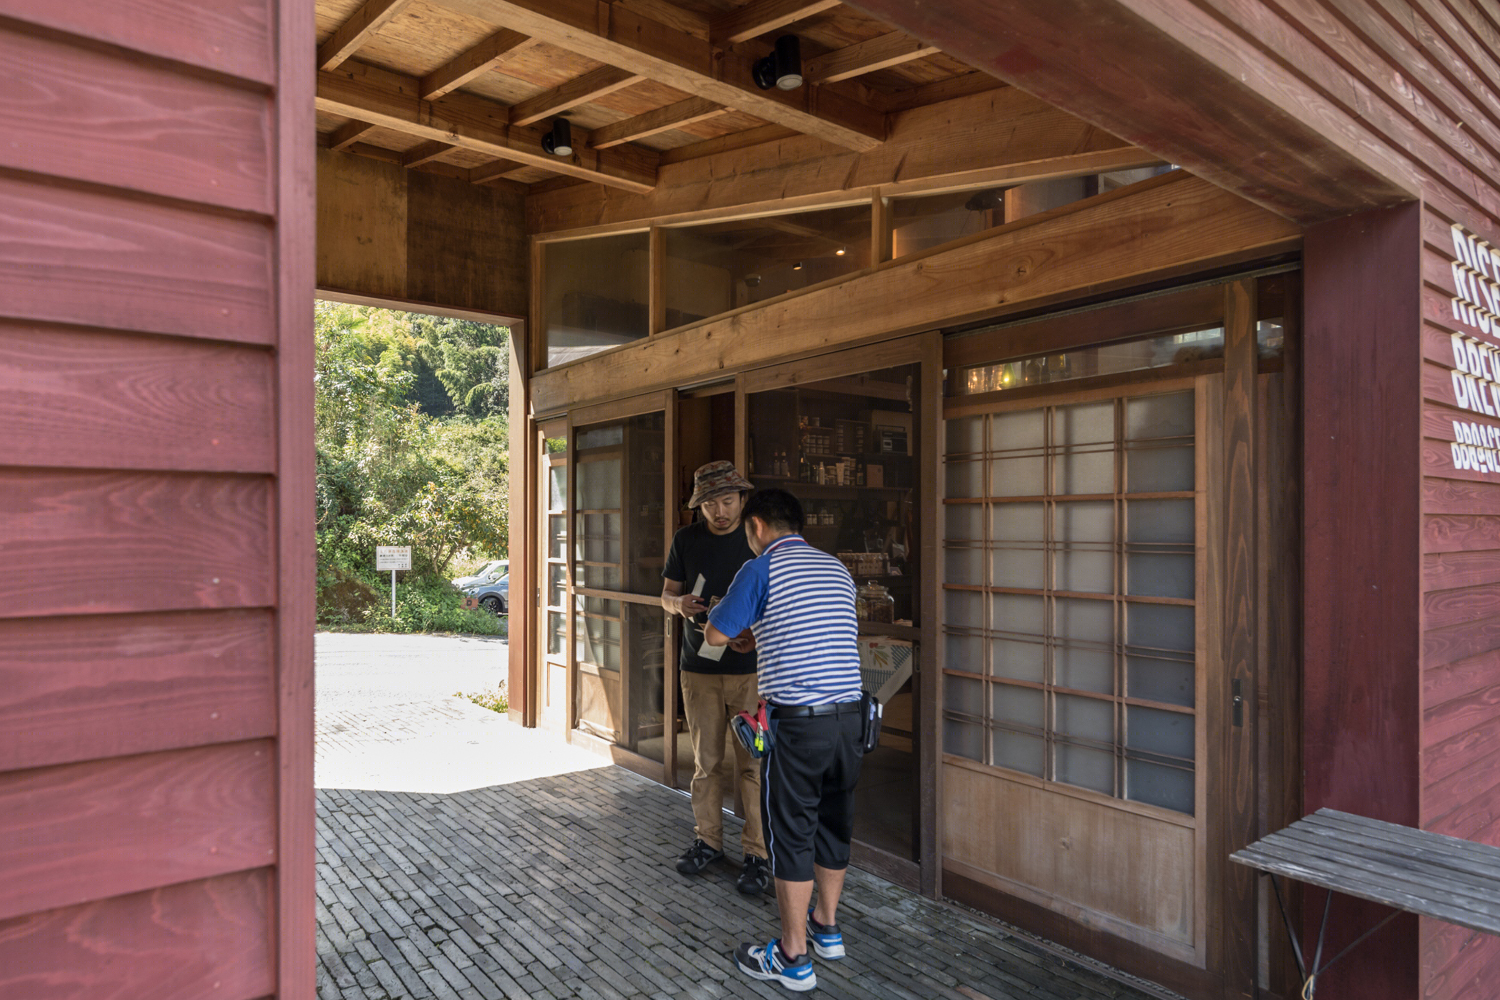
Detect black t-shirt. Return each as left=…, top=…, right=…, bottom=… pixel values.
left=663, top=520, right=758, bottom=675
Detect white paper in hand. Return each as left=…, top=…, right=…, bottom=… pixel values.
left=691, top=573, right=728, bottom=661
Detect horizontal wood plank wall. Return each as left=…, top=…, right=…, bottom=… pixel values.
left=0, top=1, right=315, bottom=998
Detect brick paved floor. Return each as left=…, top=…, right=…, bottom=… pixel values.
left=314, top=634, right=1168, bottom=1000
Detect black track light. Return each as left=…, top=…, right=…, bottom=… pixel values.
left=542, top=118, right=573, bottom=157
left=753, top=34, right=803, bottom=91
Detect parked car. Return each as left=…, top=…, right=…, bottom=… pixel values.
left=452, top=559, right=507, bottom=591
left=467, top=574, right=509, bottom=616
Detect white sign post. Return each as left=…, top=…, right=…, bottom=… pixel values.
left=375, top=546, right=412, bottom=618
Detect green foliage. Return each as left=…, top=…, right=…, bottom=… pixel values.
left=315, top=301, right=511, bottom=632
left=458, top=686, right=510, bottom=714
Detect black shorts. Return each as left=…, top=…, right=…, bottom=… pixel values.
left=760, top=707, right=864, bottom=883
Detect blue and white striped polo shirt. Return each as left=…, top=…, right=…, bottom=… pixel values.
left=708, top=535, right=863, bottom=706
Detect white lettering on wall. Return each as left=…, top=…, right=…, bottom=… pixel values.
left=1445, top=225, right=1500, bottom=478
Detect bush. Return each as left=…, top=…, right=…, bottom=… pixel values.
left=318, top=567, right=505, bottom=636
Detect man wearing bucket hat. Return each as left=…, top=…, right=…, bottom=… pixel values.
left=660, top=460, right=769, bottom=895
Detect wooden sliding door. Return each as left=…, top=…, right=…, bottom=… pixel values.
left=938, top=277, right=1301, bottom=998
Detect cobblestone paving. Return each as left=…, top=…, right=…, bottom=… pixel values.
left=316, top=766, right=1165, bottom=1000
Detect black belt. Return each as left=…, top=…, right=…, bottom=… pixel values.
left=768, top=700, right=860, bottom=718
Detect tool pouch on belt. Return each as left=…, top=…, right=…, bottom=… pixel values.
left=732, top=698, right=773, bottom=758
left=859, top=690, right=883, bottom=753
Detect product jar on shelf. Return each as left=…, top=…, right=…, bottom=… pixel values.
left=855, top=581, right=895, bottom=624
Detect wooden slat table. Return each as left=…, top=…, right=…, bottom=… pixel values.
left=1231, top=808, right=1500, bottom=997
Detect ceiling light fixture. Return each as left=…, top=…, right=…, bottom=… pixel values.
left=792, top=260, right=803, bottom=271
left=541, top=118, right=573, bottom=157
left=835, top=246, right=847, bottom=256
left=753, top=35, right=803, bottom=91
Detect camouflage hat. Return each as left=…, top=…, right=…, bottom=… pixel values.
left=688, top=460, right=753, bottom=508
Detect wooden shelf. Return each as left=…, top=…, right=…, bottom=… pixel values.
left=750, top=477, right=910, bottom=500
left=858, top=622, right=920, bottom=641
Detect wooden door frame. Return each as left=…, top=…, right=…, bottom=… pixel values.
left=738, top=332, right=942, bottom=894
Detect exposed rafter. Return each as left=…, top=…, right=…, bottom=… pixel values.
left=317, top=59, right=658, bottom=192
left=470, top=159, right=529, bottom=184
left=420, top=29, right=534, bottom=101
left=434, top=0, right=886, bottom=151
left=711, top=0, right=842, bottom=46
left=588, top=97, right=728, bottom=149
left=804, top=31, right=939, bottom=84
left=509, top=66, right=644, bottom=127
left=403, top=140, right=457, bottom=167
left=318, top=0, right=413, bottom=71
left=328, top=119, right=376, bottom=151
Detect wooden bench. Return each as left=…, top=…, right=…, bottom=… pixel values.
left=1231, top=808, right=1500, bottom=998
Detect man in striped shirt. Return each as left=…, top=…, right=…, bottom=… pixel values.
left=705, top=488, right=864, bottom=992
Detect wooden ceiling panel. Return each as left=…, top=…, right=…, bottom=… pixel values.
left=338, top=0, right=500, bottom=78
left=315, top=0, right=367, bottom=41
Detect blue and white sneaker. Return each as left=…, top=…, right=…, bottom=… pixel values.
left=734, top=938, right=816, bottom=991
left=806, top=909, right=845, bottom=960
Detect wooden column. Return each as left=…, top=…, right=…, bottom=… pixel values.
left=649, top=226, right=667, bottom=335
left=872, top=193, right=893, bottom=265
left=1303, top=202, right=1422, bottom=1000
left=509, top=322, right=535, bottom=726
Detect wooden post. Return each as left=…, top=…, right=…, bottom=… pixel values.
left=872, top=193, right=893, bottom=265
left=917, top=330, right=943, bottom=897
left=530, top=238, right=547, bottom=373
left=649, top=226, right=666, bottom=336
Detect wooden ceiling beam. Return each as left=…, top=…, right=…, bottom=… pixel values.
left=328, top=119, right=376, bottom=151
left=712, top=0, right=842, bottom=46
left=403, top=140, right=457, bottom=167
left=842, top=0, right=1414, bottom=222
left=509, top=66, right=645, bottom=127
left=433, top=0, right=886, bottom=151
left=317, top=60, right=658, bottom=192
left=470, top=159, right=529, bottom=184
left=804, top=31, right=938, bottom=84
left=420, top=29, right=535, bottom=101
left=317, top=0, right=414, bottom=71
left=530, top=86, right=1160, bottom=233
left=588, top=97, right=728, bottom=149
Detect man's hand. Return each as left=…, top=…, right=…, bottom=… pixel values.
left=729, top=629, right=756, bottom=654
left=662, top=580, right=707, bottom=618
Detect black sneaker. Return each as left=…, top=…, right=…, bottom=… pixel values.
left=734, top=938, right=816, bottom=991
left=675, top=838, right=724, bottom=875
left=737, top=855, right=770, bottom=895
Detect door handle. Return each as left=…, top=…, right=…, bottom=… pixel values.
left=1232, top=679, right=1244, bottom=727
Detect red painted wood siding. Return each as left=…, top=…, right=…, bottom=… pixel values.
left=0, top=1, right=315, bottom=999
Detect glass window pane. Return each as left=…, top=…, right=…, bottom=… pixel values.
left=664, top=205, right=869, bottom=326
left=991, top=547, right=1045, bottom=589
left=549, top=464, right=568, bottom=511
left=945, top=632, right=983, bottom=674
left=993, top=729, right=1044, bottom=776
left=1127, top=443, right=1194, bottom=493
left=1127, top=653, right=1195, bottom=707
left=1055, top=500, right=1113, bottom=542
left=1057, top=448, right=1114, bottom=495
left=991, top=684, right=1043, bottom=729
left=944, top=719, right=984, bottom=762
left=990, top=637, right=1044, bottom=683
left=548, top=515, right=566, bottom=560
left=1054, top=401, right=1114, bottom=445
left=544, top=233, right=649, bottom=368
left=1127, top=603, right=1194, bottom=653
left=990, top=594, right=1044, bottom=636
left=991, top=502, right=1044, bottom=540
left=1127, top=706, right=1194, bottom=761
left=991, top=409, right=1045, bottom=451
left=946, top=589, right=983, bottom=627
left=1055, top=597, right=1111, bottom=644
left=1126, top=759, right=1194, bottom=814
left=548, top=563, right=566, bottom=608
left=951, top=332, right=1221, bottom=396
left=1056, top=743, right=1114, bottom=796
left=1127, top=498, right=1194, bottom=542
left=1126, top=391, right=1195, bottom=440
left=947, top=415, right=984, bottom=454
left=946, top=503, right=984, bottom=540
left=1056, top=693, right=1114, bottom=743
left=547, top=611, right=566, bottom=656
left=1055, top=643, right=1113, bottom=694
left=945, top=545, right=984, bottom=585
left=576, top=562, right=621, bottom=592
left=577, top=425, right=624, bottom=449
left=945, top=675, right=984, bottom=715
left=1054, top=548, right=1112, bottom=593
left=947, top=459, right=984, bottom=498
left=991, top=455, right=1045, bottom=496
left=1126, top=553, right=1194, bottom=599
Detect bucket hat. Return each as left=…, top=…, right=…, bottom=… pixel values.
left=688, top=460, right=753, bottom=508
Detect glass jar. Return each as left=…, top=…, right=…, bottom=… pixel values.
left=856, top=581, right=895, bottom=624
